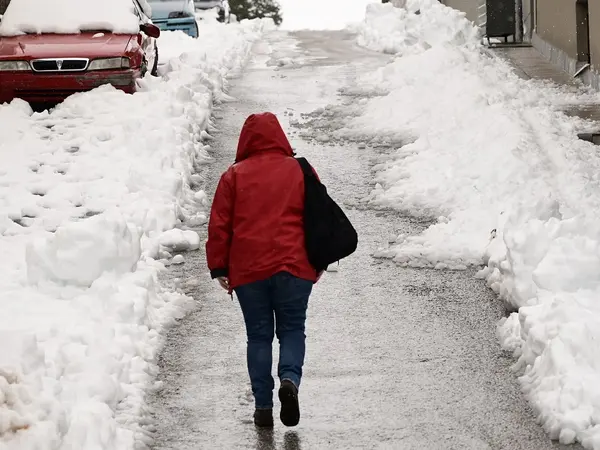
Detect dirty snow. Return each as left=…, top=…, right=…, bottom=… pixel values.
left=327, top=1, right=600, bottom=448
left=0, top=0, right=152, bottom=36
left=0, top=20, right=265, bottom=450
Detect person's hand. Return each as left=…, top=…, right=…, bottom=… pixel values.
left=217, top=277, right=230, bottom=291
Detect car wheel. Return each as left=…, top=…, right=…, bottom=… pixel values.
left=151, top=44, right=159, bottom=77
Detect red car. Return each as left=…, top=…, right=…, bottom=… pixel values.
left=0, top=0, right=160, bottom=106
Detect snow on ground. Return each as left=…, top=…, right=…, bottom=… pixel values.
left=314, top=1, right=600, bottom=448
left=0, top=20, right=266, bottom=449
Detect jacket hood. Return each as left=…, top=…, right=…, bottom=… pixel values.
left=236, top=112, right=294, bottom=162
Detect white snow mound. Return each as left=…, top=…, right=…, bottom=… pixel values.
left=158, top=228, right=200, bottom=252
left=356, top=0, right=480, bottom=55
left=26, top=215, right=141, bottom=287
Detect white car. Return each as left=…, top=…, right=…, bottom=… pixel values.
left=194, top=0, right=230, bottom=23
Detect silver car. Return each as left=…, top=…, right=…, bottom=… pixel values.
left=194, top=0, right=230, bottom=22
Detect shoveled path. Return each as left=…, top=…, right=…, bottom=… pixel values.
left=149, top=30, right=576, bottom=450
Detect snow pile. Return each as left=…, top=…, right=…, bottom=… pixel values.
left=0, top=20, right=265, bottom=449
left=342, top=1, right=600, bottom=448
left=355, top=0, right=479, bottom=55
left=0, top=0, right=151, bottom=36
left=341, top=44, right=545, bottom=269
left=158, top=228, right=201, bottom=253
left=26, top=215, right=141, bottom=287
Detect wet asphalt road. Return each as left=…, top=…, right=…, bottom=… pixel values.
left=149, top=31, right=577, bottom=450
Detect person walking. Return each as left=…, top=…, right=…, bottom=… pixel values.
left=206, top=112, right=320, bottom=428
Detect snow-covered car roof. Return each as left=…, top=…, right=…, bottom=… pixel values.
left=0, top=0, right=153, bottom=37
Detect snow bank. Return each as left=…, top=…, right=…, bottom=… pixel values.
left=344, top=1, right=600, bottom=448
left=0, top=20, right=265, bottom=449
left=355, top=1, right=480, bottom=55
left=0, top=0, right=151, bottom=36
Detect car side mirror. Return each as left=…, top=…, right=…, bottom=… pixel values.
left=140, top=23, right=160, bottom=38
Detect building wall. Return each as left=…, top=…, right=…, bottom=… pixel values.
left=533, top=0, right=600, bottom=90
left=0, top=0, right=9, bottom=15
left=536, top=0, right=578, bottom=59
left=590, top=0, right=600, bottom=70
left=523, top=0, right=534, bottom=40
left=442, top=0, right=484, bottom=25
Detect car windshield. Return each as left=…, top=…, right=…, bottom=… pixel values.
left=148, top=0, right=192, bottom=16
left=0, top=0, right=144, bottom=37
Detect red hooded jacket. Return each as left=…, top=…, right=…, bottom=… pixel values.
left=206, top=112, right=318, bottom=289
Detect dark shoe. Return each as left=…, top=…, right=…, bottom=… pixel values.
left=254, top=408, right=274, bottom=428
left=278, top=380, right=300, bottom=427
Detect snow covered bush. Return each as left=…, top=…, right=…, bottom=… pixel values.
left=351, top=1, right=600, bottom=448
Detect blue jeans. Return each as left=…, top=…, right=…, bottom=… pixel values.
left=235, top=272, right=313, bottom=409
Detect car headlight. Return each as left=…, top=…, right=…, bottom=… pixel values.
left=88, top=57, right=130, bottom=71
left=0, top=61, right=31, bottom=71
left=168, top=11, right=192, bottom=18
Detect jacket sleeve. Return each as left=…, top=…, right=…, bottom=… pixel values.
left=206, top=170, right=235, bottom=279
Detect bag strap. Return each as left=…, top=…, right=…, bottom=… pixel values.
left=296, top=157, right=315, bottom=178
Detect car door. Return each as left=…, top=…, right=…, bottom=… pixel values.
left=132, top=0, right=156, bottom=73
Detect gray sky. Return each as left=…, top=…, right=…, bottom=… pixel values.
left=278, top=0, right=373, bottom=30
